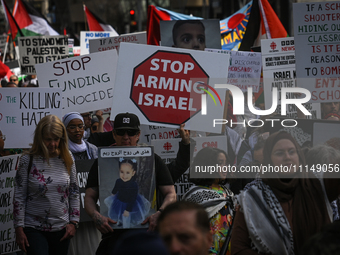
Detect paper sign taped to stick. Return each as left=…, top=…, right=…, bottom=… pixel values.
left=36, top=50, right=118, bottom=114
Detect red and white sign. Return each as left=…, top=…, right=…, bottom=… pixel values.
left=131, top=51, right=208, bottom=125
left=111, top=43, right=230, bottom=133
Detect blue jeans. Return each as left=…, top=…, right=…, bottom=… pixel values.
left=24, top=227, right=70, bottom=255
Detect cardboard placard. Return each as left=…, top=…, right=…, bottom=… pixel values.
left=89, top=32, right=147, bottom=54
left=36, top=50, right=118, bottom=114
left=110, top=43, right=230, bottom=133
left=80, top=31, right=118, bottom=55
left=205, top=48, right=261, bottom=92
left=18, top=35, right=68, bottom=75
left=261, top=37, right=321, bottom=119
left=293, top=2, right=340, bottom=103
left=0, top=155, right=21, bottom=254
left=0, top=88, right=62, bottom=148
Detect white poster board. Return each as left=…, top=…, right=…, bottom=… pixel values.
left=89, top=32, right=147, bottom=54
left=0, top=88, right=62, bottom=148
left=205, top=48, right=262, bottom=92
left=139, top=124, right=180, bottom=144
left=35, top=50, right=118, bottom=114
left=18, top=36, right=68, bottom=75
left=80, top=31, right=119, bottom=55
left=0, top=155, right=21, bottom=254
left=293, top=1, right=340, bottom=103
left=261, top=37, right=321, bottom=119
left=110, top=43, right=230, bottom=133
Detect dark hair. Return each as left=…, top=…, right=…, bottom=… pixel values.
left=301, top=221, right=340, bottom=255
left=119, top=159, right=137, bottom=180
left=157, top=201, right=210, bottom=233
left=189, top=147, right=229, bottom=186
left=172, top=20, right=205, bottom=45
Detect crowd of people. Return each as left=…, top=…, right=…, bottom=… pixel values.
left=0, top=19, right=339, bottom=255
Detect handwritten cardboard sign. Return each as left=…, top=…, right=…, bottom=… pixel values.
left=0, top=88, right=62, bottom=148
left=18, top=35, right=68, bottom=75
left=36, top=50, right=118, bottom=114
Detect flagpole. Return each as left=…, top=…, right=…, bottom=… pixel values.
left=83, top=3, right=88, bottom=31
left=2, top=35, right=10, bottom=62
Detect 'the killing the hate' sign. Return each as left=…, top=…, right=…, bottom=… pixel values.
left=205, top=48, right=262, bottom=92
left=293, top=2, right=340, bottom=103
left=18, top=35, right=69, bottom=75
left=36, top=50, right=118, bottom=114
left=0, top=88, right=62, bottom=148
left=111, top=43, right=230, bottom=133
left=89, top=32, right=147, bottom=54
left=0, top=155, right=21, bottom=254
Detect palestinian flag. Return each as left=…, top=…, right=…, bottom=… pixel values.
left=147, top=5, right=202, bottom=45
left=84, top=5, right=118, bottom=34
left=12, top=0, right=58, bottom=39
left=238, top=0, right=288, bottom=51
left=2, top=0, right=23, bottom=40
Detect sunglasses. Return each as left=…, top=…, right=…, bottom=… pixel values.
left=10, top=79, right=18, bottom=81
left=115, top=129, right=139, bottom=136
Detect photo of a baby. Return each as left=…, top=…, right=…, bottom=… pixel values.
left=104, top=158, right=151, bottom=228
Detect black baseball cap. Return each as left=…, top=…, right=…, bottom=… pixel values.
left=114, top=113, right=140, bottom=130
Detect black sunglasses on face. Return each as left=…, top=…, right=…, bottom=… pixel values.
left=115, top=129, right=139, bottom=136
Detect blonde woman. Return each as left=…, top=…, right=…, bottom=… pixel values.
left=14, top=115, right=80, bottom=255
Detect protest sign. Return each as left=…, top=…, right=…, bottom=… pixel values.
left=152, top=136, right=227, bottom=200
left=205, top=48, right=261, bottom=92
left=80, top=31, right=118, bottom=55
left=36, top=50, right=118, bottom=114
left=98, top=146, right=156, bottom=229
left=139, top=124, right=180, bottom=144
left=160, top=20, right=222, bottom=50
left=111, top=43, right=230, bottom=133
left=0, top=88, right=62, bottom=148
left=0, top=35, right=7, bottom=56
left=89, top=32, right=147, bottom=54
left=18, top=35, right=68, bottom=75
left=0, top=155, right=21, bottom=254
left=75, top=159, right=96, bottom=222
left=293, top=2, right=340, bottom=103
left=261, top=37, right=321, bottom=119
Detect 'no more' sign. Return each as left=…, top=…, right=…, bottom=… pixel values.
left=131, top=51, right=209, bottom=125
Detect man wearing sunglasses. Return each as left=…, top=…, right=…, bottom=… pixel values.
left=9, top=75, right=19, bottom=86
left=85, top=112, right=191, bottom=255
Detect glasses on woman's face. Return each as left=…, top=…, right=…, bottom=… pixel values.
left=0, top=135, right=6, bottom=141
left=67, top=125, right=85, bottom=131
left=10, top=79, right=17, bottom=82
left=115, top=129, right=139, bottom=136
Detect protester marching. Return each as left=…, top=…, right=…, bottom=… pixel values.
left=0, top=1, right=340, bottom=255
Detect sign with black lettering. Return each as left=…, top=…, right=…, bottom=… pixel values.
left=80, top=31, right=118, bottom=55
left=35, top=50, right=118, bottom=114
left=262, top=37, right=321, bottom=119
left=75, top=159, right=96, bottom=222
left=0, top=88, right=62, bottom=148
left=0, top=155, right=21, bottom=254
left=89, top=32, right=147, bottom=54
left=293, top=2, right=340, bottom=103
left=139, top=124, right=180, bottom=144
left=110, top=43, right=230, bottom=133
left=205, top=48, right=261, bottom=92
left=18, top=35, right=68, bottom=75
